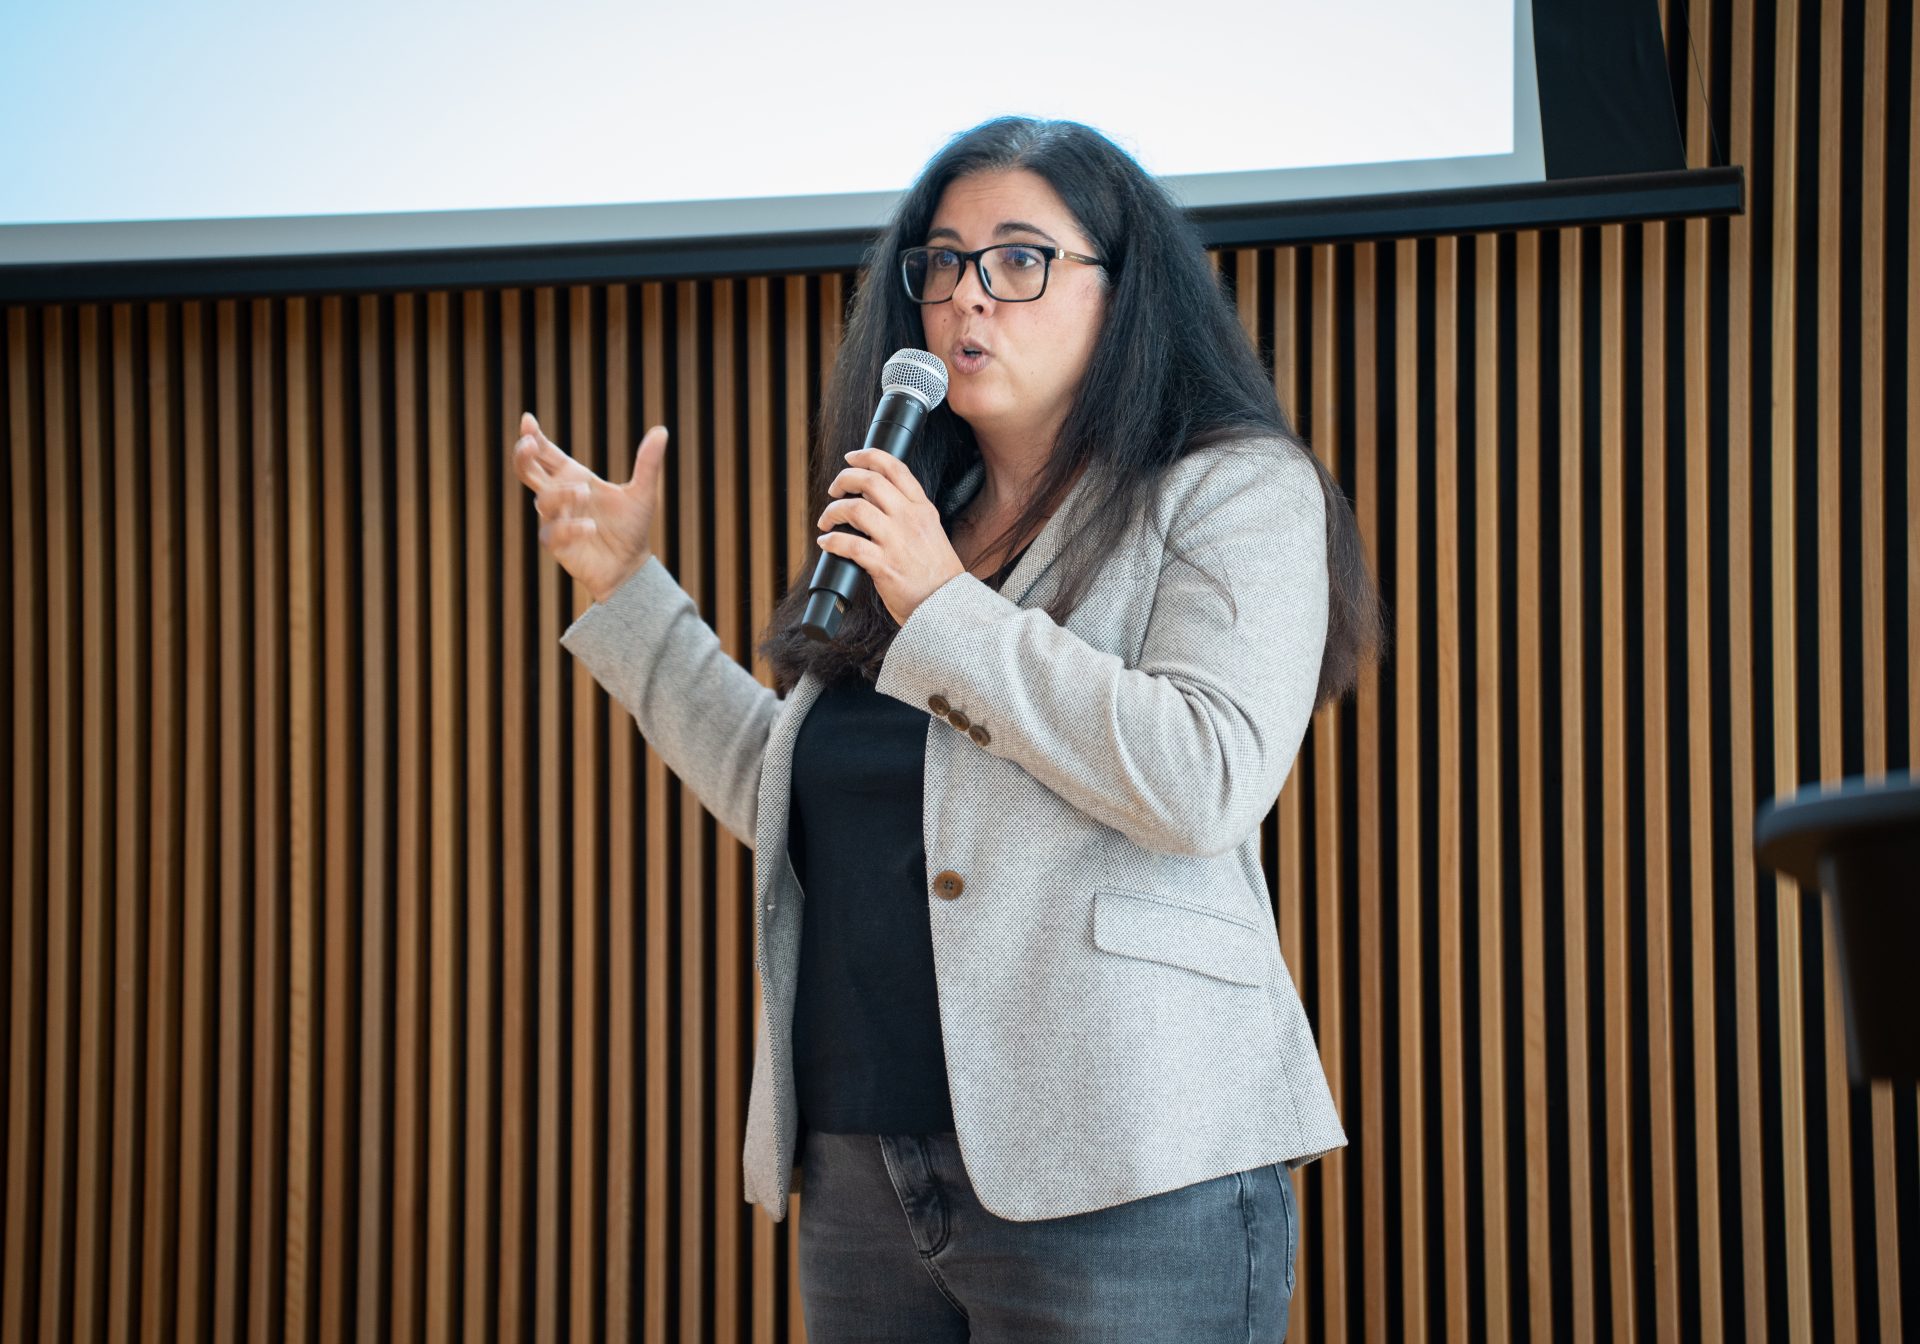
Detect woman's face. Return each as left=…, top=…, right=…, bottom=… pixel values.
left=917, top=169, right=1107, bottom=452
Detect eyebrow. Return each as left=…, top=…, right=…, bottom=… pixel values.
left=925, top=220, right=1060, bottom=245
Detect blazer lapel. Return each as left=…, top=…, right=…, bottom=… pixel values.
left=939, top=456, right=1104, bottom=609
left=754, top=672, right=822, bottom=886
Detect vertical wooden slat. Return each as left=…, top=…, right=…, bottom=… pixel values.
left=496, top=287, right=532, bottom=1344
left=1232, top=246, right=1256, bottom=334
left=1813, top=905, right=1853, bottom=1341
left=675, top=280, right=710, bottom=1344
left=425, top=289, right=463, bottom=1342
left=604, top=283, right=637, bottom=1344
left=463, top=288, right=502, bottom=1339
left=1559, top=228, right=1596, bottom=1344
left=1598, top=222, right=1636, bottom=1343
left=468, top=290, right=502, bottom=1343
left=1766, top=4, right=1814, bottom=1338
left=1640, top=220, right=1683, bottom=1344
left=1859, top=6, right=1905, bottom=1342
left=712, top=280, right=749, bottom=1344
left=209, top=300, right=246, bottom=1344
left=317, top=295, right=356, bottom=1344
left=391, top=291, right=428, bottom=1344
left=37, top=304, right=77, bottom=1344
left=639, top=282, right=673, bottom=1344
left=6, top=305, right=45, bottom=1344
left=1812, top=0, right=1845, bottom=782
left=1682, top=22, right=1727, bottom=1328
left=1392, top=237, right=1428, bottom=1344
left=531, top=286, right=564, bottom=1344
left=1858, top=6, right=1889, bottom=764
left=1725, top=2, right=1770, bottom=1334
left=784, top=277, right=810, bottom=580
left=566, top=282, right=602, bottom=1344
left=779, top=276, right=810, bottom=583
left=1473, top=231, right=1511, bottom=1344
left=357, top=293, right=395, bottom=1344
left=818, top=273, right=843, bottom=397
left=1431, top=234, right=1468, bottom=1344
left=107, top=302, right=150, bottom=1344
left=1308, top=243, right=1347, bottom=1344
left=177, top=299, right=217, bottom=1341
left=1812, top=3, right=1857, bottom=1339
left=1514, top=231, right=1553, bottom=1343
left=247, top=297, right=289, bottom=1344
left=1352, top=242, right=1387, bottom=1344
left=141, top=301, right=184, bottom=1344
left=71, top=304, right=112, bottom=1344
left=1651, top=25, right=1702, bottom=1344
left=283, top=295, right=321, bottom=1342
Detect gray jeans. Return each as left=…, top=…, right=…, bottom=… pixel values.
left=796, top=1129, right=1297, bottom=1343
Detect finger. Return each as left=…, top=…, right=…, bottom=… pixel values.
left=827, top=464, right=901, bottom=499
left=816, top=528, right=880, bottom=572
left=516, top=429, right=569, bottom=480
left=520, top=412, right=579, bottom=476
left=624, top=424, right=669, bottom=492
left=536, top=481, right=588, bottom=520
left=514, top=435, right=556, bottom=491
left=522, top=410, right=557, bottom=452
left=826, top=466, right=907, bottom=513
left=539, top=515, right=598, bottom=550
left=844, top=448, right=927, bottom=502
left=818, top=496, right=888, bottom=537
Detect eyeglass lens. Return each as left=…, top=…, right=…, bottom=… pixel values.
left=904, top=245, right=1049, bottom=302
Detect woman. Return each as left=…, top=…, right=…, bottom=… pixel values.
left=515, top=117, right=1381, bottom=1342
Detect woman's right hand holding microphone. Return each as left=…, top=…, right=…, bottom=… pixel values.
left=513, top=411, right=669, bottom=605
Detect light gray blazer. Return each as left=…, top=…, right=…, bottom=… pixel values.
left=560, top=435, right=1345, bottom=1223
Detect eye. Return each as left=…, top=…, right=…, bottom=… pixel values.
left=930, top=248, right=962, bottom=271
left=1001, top=245, right=1044, bottom=270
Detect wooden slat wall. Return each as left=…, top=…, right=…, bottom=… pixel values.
left=4, top=1, right=1919, bottom=1338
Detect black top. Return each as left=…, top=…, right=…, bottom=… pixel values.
left=788, top=547, right=1027, bottom=1136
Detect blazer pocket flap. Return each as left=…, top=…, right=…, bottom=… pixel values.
left=1092, top=889, right=1265, bottom=986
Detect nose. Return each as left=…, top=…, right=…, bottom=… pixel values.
left=951, top=256, right=994, bottom=311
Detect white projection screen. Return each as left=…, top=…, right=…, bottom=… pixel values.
left=0, top=0, right=1543, bottom=270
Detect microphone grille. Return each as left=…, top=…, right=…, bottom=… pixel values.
left=882, top=348, right=949, bottom=410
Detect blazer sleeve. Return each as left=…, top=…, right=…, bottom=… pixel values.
left=559, top=556, right=779, bottom=849
left=874, top=442, right=1328, bottom=859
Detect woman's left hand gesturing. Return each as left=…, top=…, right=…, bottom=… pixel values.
left=816, top=448, right=967, bottom=627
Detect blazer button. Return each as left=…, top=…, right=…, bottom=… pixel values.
left=968, top=723, right=991, bottom=746
left=931, top=870, right=965, bottom=899
left=928, top=693, right=951, bottom=716
left=946, top=709, right=971, bottom=731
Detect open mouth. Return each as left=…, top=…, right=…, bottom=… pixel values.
left=952, top=342, right=991, bottom=373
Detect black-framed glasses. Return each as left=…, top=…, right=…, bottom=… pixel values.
left=899, top=242, right=1105, bottom=304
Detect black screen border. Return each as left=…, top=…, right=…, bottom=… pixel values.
left=0, top=167, right=1741, bottom=305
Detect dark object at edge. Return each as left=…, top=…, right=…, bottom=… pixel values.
left=1756, top=773, right=1920, bottom=1084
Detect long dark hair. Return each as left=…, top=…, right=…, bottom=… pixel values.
left=758, top=116, right=1383, bottom=701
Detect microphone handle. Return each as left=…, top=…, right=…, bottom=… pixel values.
left=799, top=391, right=931, bottom=642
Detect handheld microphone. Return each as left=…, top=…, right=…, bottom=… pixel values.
left=799, top=348, right=950, bottom=642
